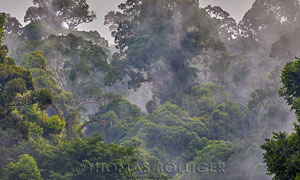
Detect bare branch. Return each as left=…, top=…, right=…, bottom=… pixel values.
left=78, top=119, right=107, bottom=132
left=55, top=54, right=65, bottom=88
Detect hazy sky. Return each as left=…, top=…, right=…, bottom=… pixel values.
left=0, top=0, right=255, bottom=43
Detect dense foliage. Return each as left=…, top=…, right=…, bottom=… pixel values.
left=1, top=0, right=300, bottom=179
left=0, top=13, right=137, bottom=180
left=261, top=58, right=300, bottom=179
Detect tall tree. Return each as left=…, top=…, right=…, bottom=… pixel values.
left=1, top=13, right=23, bottom=36
left=14, top=34, right=117, bottom=112
left=25, top=0, right=96, bottom=29
left=204, top=5, right=239, bottom=41
left=239, top=0, right=300, bottom=51
left=106, top=0, right=226, bottom=109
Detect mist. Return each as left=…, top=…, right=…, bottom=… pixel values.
left=0, top=0, right=299, bottom=179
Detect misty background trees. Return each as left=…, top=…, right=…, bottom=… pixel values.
left=0, top=0, right=300, bottom=179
